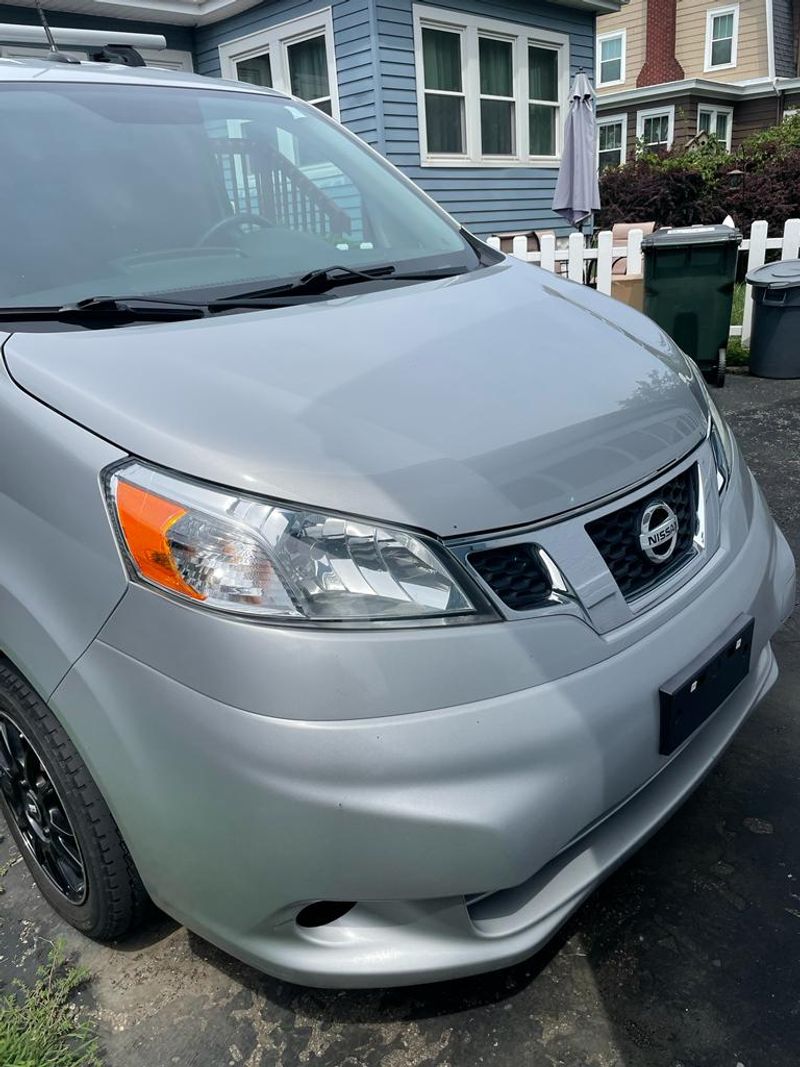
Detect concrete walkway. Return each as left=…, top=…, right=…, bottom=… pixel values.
left=1, top=373, right=799, bottom=1067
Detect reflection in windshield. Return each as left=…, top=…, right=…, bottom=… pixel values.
left=0, top=84, right=476, bottom=307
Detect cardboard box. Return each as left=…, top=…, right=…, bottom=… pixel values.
left=611, top=273, right=644, bottom=312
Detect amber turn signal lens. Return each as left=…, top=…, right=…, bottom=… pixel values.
left=114, top=481, right=205, bottom=600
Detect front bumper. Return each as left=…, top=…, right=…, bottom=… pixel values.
left=51, top=459, right=795, bottom=987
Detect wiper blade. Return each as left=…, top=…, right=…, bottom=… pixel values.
left=0, top=296, right=210, bottom=326
left=217, top=264, right=466, bottom=302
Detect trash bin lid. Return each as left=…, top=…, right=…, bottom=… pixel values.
left=642, top=224, right=742, bottom=248
left=746, top=258, right=800, bottom=289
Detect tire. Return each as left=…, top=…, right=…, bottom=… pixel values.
left=0, top=660, right=149, bottom=940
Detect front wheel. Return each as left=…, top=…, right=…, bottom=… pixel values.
left=0, top=662, right=149, bottom=939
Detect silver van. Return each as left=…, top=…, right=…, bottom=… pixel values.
left=0, top=48, right=794, bottom=988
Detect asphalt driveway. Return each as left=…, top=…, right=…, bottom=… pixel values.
left=1, top=373, right=799, bottom=1067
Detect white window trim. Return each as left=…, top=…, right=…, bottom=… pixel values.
left=218, top=9, right=340, bottom=120
left=704, top=5, right=739, bottom=72
left=597, top=112, right=628, bottom=169
left=413, top=3, right=570, bottom=168
left=596, top=29, right=626, bottom=88
left=697, top=103, right=733, bottom=149
left=636, top=104, right=675, bottom=150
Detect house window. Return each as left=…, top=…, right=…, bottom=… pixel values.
left=698, top=105, right=733, bottom=149
left=422, top=28, right=466, bottom=153
left=597, top=30, right=625, bottom=87
left=705, top=6, right=738, bottom=70
left=218, top=10, right=339, bottom=119
left=636, top=106, right=674, bottom=151
left=598, top=115, right=627, bottom=171
left=529, top=46, right=560, bottom=156
left=414, top=5, right=569, bottom=166
left=479, top=37, right=515, bottom=155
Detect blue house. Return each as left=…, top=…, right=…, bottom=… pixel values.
left=0, top=0, right=618, bottom=237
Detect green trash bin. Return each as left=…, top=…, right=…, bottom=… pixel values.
left=642, top=225, right=741, bottom=386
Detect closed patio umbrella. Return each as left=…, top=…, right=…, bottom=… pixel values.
left=552, top=72, right=600, bottom=228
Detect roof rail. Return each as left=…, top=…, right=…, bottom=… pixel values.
left=0, top=25, right=167, bottom=51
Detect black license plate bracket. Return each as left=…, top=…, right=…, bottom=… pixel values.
left=659, top=616, right=755, bottom=756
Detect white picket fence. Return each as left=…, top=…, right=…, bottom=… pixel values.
left=486, top=230, right=643, bottom=297
left=489, top=219, right=800, bottom=347
left=738, top=219, right=800, bottom=345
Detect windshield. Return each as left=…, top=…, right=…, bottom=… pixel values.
left=0, top=82, right=478, bottom=307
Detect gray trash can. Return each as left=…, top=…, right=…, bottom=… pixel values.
left=746, top=259, right=800, bottom=379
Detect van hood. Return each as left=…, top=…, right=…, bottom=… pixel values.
left=3, top=259, right=706, bottom=536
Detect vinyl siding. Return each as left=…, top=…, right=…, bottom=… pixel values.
left=375, top=0, right=597, bottom=235
left=732, top=94, right=781, bottom=145
left=773, top=0, right=797, bottom=78
left=595, top=0, right=645, bottom=94
left=674, top=0, right=769, bottom=82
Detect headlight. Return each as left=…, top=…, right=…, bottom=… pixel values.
left=105, top=462, right=493, bottom=626
left=682, top=356, right=734, bottom=493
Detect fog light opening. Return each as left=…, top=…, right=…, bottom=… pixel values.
left=296, top=901, right=356, bottom=928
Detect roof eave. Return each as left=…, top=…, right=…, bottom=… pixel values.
left=596, top=76, right=799, bottom=108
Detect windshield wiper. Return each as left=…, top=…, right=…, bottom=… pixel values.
left=0, top=268, right=467, bottom=327
left=214, top=264, right=466, bottom=303
left=0, top=292, right=333, bottom=326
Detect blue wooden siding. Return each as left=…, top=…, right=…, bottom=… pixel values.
left=0, top=5, right=193, bottom=52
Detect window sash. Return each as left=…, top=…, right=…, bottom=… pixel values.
left=643, top=116, right=668, bottom=145
left=706, top=7, right=737, bottom=68
left=641, top=114, right=670, bottom=147
left=414, top=6, right=568, bottom=165
left=598, top=34, right=624, bottom=85
left=698, top=107, right=732, bottom=148
left=598, top=117, right=624, bottom=171
left=478, top=36, right=515, bottom=156
left=421, top=27, right=467, bottom=155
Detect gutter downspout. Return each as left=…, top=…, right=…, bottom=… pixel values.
left=765, top=0, right=782, bottom=122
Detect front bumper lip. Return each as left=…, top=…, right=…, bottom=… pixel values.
left=49, top=469, right=795, bottom=987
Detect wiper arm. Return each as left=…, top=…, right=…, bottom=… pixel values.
left=215, top=264, right=466, bottom=303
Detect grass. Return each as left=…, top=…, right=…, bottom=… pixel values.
left=732, top=281, right=745, bottom=326
left=0, top=940, right=101, bottom=1067
left=728, top=281, right=749, bottom=367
